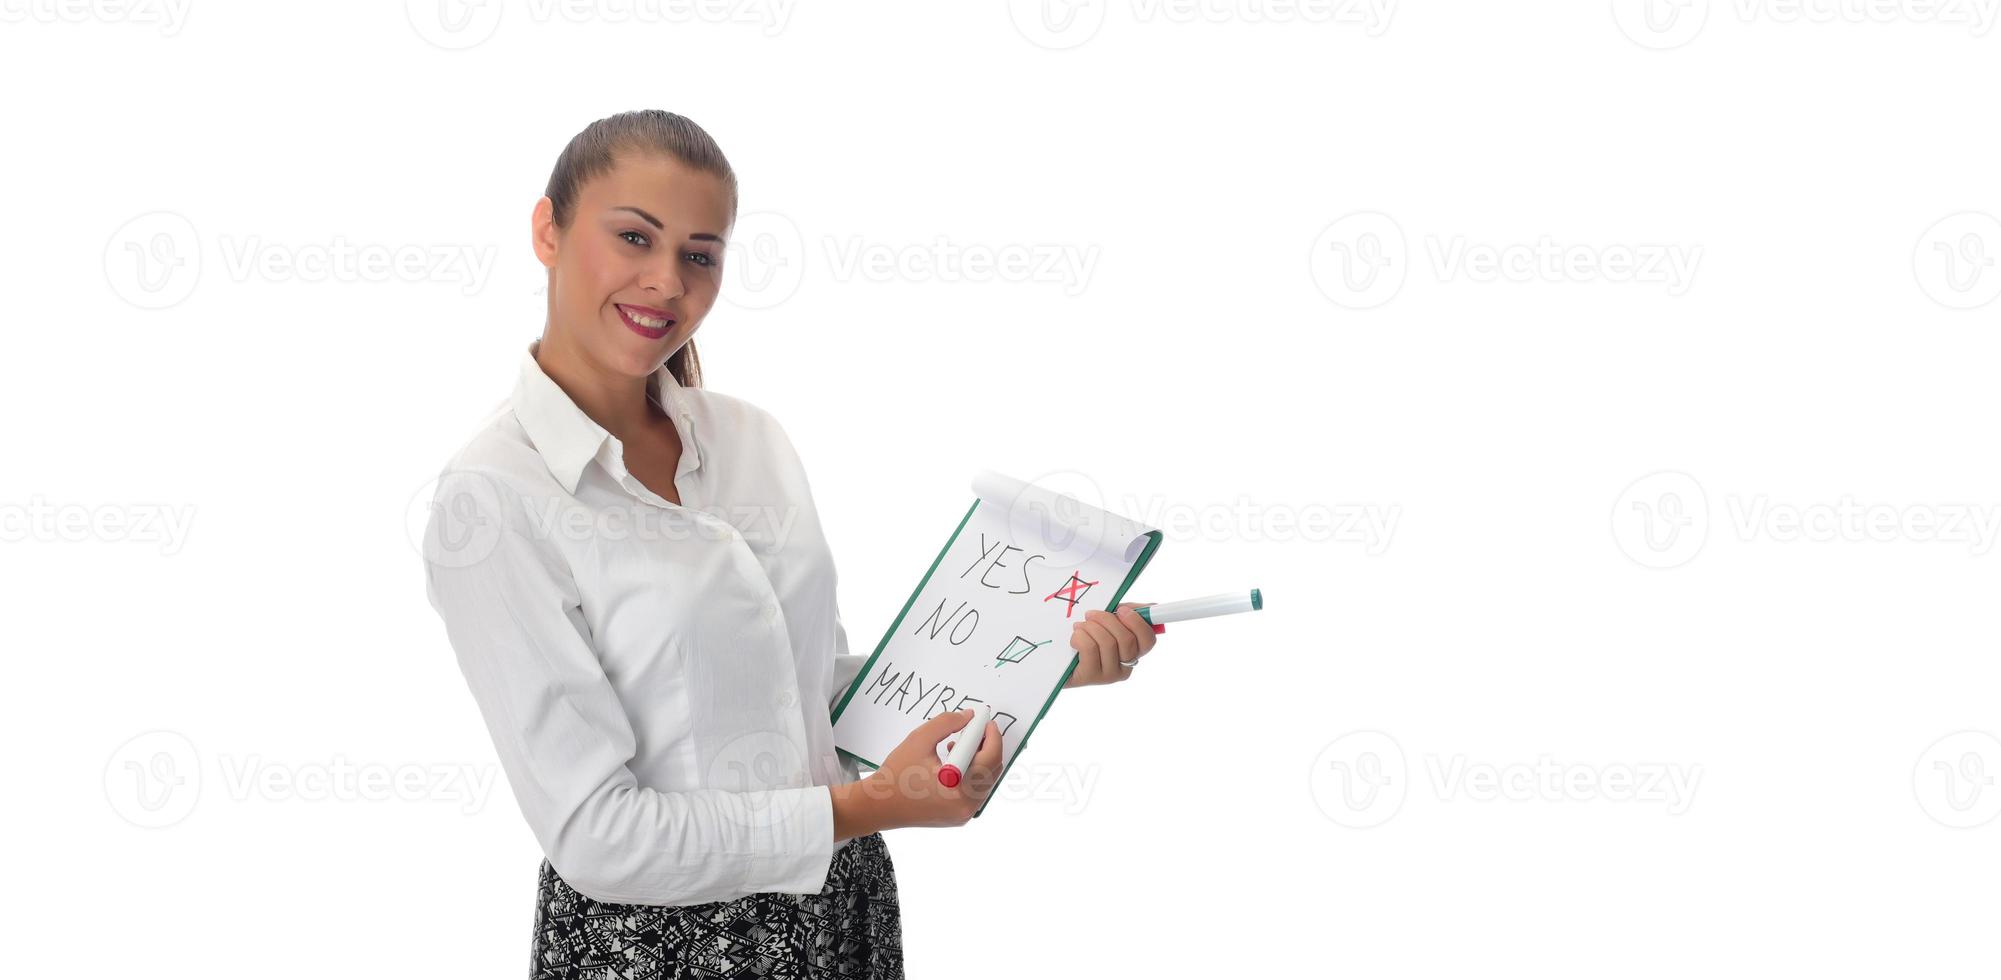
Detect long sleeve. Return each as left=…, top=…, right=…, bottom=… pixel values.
left=422, top=469, right=835, bottom=906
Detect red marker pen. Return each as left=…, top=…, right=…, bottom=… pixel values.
left=934, top=704, right=995, bottom=788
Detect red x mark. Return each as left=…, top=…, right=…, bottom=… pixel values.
left=1045, top=572, right=1099, bottom=618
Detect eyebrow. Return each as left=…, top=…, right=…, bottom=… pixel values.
left=611, top=206, right=724, bottom=242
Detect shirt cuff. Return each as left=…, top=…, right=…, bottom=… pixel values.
left=749, top=782, right=837, bottom=896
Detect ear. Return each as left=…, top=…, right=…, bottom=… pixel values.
left=531, top=196, right=559, bottom=270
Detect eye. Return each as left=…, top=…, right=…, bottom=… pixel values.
left=685, top=250, right=717, bottom=268
left=618, top=230, right=650, bottom=248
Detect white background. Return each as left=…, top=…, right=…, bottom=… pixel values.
left=5, top=0, right=2000, bottom=975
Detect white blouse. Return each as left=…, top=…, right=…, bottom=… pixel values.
left=421, top=339, right=870, bottom=906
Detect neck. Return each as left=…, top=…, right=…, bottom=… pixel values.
left=531, top=330, right=669, bottom=443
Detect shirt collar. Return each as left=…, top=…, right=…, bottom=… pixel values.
left=513, top=339, right=701, bottom=495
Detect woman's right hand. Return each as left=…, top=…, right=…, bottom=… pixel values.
left=859, top=709, right=1003, bottom=830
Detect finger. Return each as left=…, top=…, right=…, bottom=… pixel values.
left=1076, top=620, right=1122, bottom=678
left=1115, top=605, right=1157, bottom=657
left=1117, top=601, right=1153, bottom=619
left=967, top=720, right=1005, bottom=796
left=1124, top=601, right=1164, bottom=640
left=1085, top=609, right=1139, bottom=665
left=918, top=708, right=977, bottom=742
left=1070, top=622, right=1103, bottom=684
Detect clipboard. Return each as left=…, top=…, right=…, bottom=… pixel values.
left=830, top=470, right=1163, bottom=816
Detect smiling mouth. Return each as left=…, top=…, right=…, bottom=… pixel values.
left=616, top=303, right=677, bottom=338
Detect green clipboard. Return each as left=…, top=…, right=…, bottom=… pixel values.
left=830, top=496, right=1164, bottom=817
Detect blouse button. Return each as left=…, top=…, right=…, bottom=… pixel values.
left=777, top=688, right=798, bottom=708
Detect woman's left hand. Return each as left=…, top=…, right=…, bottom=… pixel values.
left=1063, top=602, right=1160, bottom=688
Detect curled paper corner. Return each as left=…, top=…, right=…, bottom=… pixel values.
left=972, top=469, right=1156, bottom=565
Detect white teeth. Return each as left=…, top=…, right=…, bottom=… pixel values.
left=623, top=307, right=669, bottom=329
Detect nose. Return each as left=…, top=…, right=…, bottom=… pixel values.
left=637, top=253, right=686, bottom=302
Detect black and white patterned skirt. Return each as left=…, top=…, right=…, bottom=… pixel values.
left=529, top=832, right=903, bottom=979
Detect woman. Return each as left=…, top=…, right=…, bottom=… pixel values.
left=420, top=110, right=1160, bottom=979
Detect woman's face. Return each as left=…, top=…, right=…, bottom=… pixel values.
left=534, top=151, right=731, bottom=379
